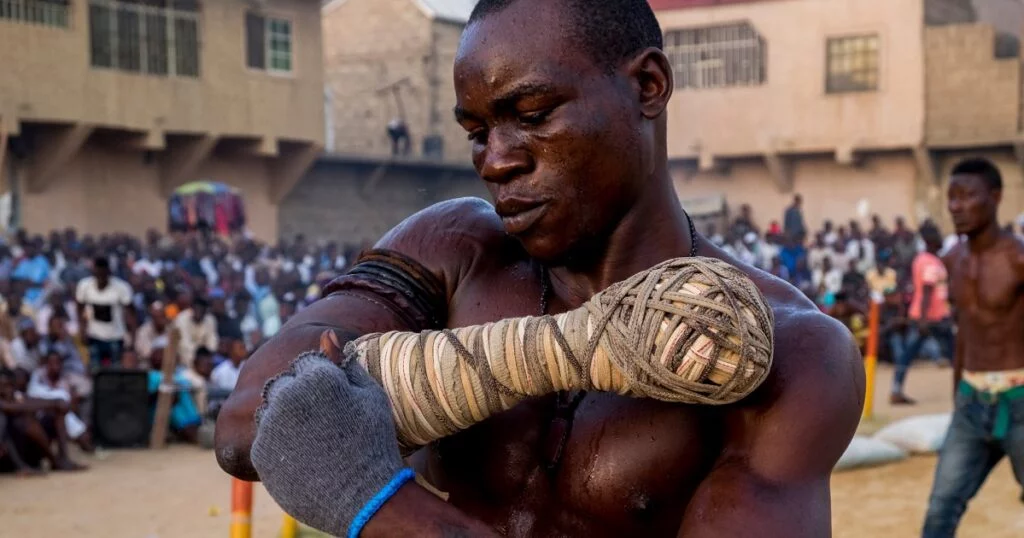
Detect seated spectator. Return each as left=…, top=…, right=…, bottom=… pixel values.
left=11, top=318, right=42, bottom=372
left=146, top=351, right=200, bottom=444
left=26, top=351, right=93, bottom=452
left=0, top=368, right=86, bottom=472
left=828, top=292, right=867, bottom=352
left=134, top=302, right=170, bottom=369
left=35, top=290, right=80, bottom=339
left=38, top=314, right=91, bottom=397
left=231, top=292, right=262, bottom=352
left=120, top=349, right=142, bottom=370
left=865, top=256, right=898, bottom=303
left=812, top=257, right=844, bottom=307
left=174, top=297, right=218, bottom=371
left=789, top=257, right=814, bottom=299
left=0, top=412, right=43, bottom=477
left=768, top=256, right=790, bottom=281
left=841, top=259, right=868, bottom=301
left=210, top=339, right=247, bottom=393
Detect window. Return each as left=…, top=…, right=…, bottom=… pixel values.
left=826, top=35, right=879, bottom=93
left=0, top=0, right=70, bottom=28
left=664, top=22, right=766, bottom=90
left=246, top=12, right=292, bottom=73
left=88, top=0, right=200, bottom=77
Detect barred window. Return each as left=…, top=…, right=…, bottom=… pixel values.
left=88, top=0, right=200, bottom=77
left=826, top=35, right=879, bottom=93
left=0, top=0, right=70, bottom=28
left=664, top=22, right=766, bottom=90
left=246, top=12, right=292, bottom=74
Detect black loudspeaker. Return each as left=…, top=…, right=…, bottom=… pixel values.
left=92, top=369, right=151, bottom=448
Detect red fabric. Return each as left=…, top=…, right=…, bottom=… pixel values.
left=648, top=0, right=773, bottom=10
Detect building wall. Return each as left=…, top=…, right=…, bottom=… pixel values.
left=925, top=0, right=976, bottom=25
left=17, top=143, right=278, bottom=240
left=321, top=0, right=471, bottom=162
left=656, top=0, right=926, bottom=159
left=972, top=0, right=1024, bottom=36
left=279, top=160, right=487, bottom=245
left=924, top=24, right=1021, bottom=145
left=0, top=0, right=324, bottom=144
left=671, top=154, right=921, bottom=232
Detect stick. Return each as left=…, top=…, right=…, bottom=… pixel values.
left=149, top=327, right=181, bottom=449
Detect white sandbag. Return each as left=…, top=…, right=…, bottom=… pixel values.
left=874, top=414, right=951, bottom=454
left=834, top=436, right=908, bottom=471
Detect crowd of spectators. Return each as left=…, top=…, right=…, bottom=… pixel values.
left=0, top=227, right=363, bottom=475
left=711, top=195, right=1023, bottom=404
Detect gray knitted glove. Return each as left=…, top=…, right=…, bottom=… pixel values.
left=251, top=347, right=413, bottom=538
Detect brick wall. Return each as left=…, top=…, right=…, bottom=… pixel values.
left=924, top=24, right=1021, bottom=145
left=278, top=158, right=488, bottom=245
left=322, top=0, right=472, bottom=163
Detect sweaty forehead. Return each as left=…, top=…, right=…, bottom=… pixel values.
left=455, top=4, right=599, bottom=100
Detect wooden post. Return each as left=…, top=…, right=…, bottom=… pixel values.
left=149, top=327, right=180, bottom=449
left=230, top=479, right=253, bottom=538
left=862, top=301, right=880, bottom=420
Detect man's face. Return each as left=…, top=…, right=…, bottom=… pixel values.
left=45, top=354, right=62, bottom=380
left=453, top=3, right=656, bottom=263
left=49, top=317, right=66, bottom=339
left=948, top=174, right=999, bottom=236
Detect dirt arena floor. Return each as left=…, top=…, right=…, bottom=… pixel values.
left=1, top=364, right=1021, bottom=538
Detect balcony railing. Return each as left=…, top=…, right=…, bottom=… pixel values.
left=89, top=0, right=200, bottom=77
left=0, top=0, right=70, bottom=28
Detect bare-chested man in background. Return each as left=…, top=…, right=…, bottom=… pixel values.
left=922, top=158, right=1024, bottom=538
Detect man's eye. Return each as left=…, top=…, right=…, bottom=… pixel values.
left=519, top=109, right=551, bottom=126
left=467, top=129, right=488, bottom=144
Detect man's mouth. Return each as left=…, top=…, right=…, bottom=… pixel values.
left=496, top=199, right=548, bottom=235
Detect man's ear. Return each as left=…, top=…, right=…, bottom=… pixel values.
left=625, top=47, right=674, bottom=119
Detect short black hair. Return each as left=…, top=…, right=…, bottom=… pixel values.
left=951, top=158, right=1002, bottom=191
left=468, top=0, right=663, bottom=71
left=93, top=256, right=110, bottom=270
left=196, top=347, right=213, bottom=358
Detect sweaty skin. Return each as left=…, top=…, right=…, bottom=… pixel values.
left=216, top=2, right=864, bottom=536
left=944, top=174, right=1024, bottom=391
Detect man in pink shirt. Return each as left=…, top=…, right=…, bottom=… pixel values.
left=892, top=226, right=952, bottom=404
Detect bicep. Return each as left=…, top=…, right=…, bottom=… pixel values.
left=680, top=314, right=862, bottom=536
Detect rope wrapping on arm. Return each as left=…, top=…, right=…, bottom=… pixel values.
left=344, top=257, right=775, bottom=452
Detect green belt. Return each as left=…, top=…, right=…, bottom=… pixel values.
left=958, top=380, right=1024, bottom=440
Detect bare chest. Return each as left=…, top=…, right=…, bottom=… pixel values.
left=413, top=393, right=719, bottom=537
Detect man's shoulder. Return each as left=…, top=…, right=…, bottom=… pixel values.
left=374, top=197, right=521, bottom=284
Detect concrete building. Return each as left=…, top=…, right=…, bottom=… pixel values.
left=0, top=0, right=325, bottom=241
left=653, top=0, right=1024, bottom=233
left=321, top=0, right=474, bottom=163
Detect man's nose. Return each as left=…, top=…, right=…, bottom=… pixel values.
left=478, top=126, right=532, bottom=184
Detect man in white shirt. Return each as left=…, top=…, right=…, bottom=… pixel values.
left=210, top=339, right=248, bottom=393
left=75, top=257, right=133, bottom=368
left=812, top=257, right=844, bottom=306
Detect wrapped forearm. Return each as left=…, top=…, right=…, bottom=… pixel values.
left=344, top=257, right=775, bottom=451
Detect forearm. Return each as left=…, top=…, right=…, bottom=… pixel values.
left=215, top=321, right=359, bottom=480
left=363, top=483, right=498, bottom=538
left=0, top=400, right=54, bottom=414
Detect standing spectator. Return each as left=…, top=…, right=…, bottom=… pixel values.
left=845, top=225, right=876, bottom=273
left=868, top=214, right=891, bottom=258
left=879, top=289, right=909, bottom=364
left=76, top=257, right=133, bottom=368
left=807, top=234, right=830, bottom=271
left=892, top=227, right=951, bottom=405
left=174, top=297, right=218, bottom=371
left=891, top=217, right=918, bottom=274
left=865, top=256, right=899, bottom=303
left=783, top=194, right=806, bottom=241
left=731, top=204, right=758, bottom=238
left=778, top=235, right=806, bottom=277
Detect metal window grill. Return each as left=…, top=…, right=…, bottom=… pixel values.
left=825, top=35, right=879, bottom=93
left=88, top=0, right=199, bottom=77
left=266, top=17, right=292, bottom=73
left=664, top=22, right=767, bottom=90
left=0, top=0, right=70, bottom=28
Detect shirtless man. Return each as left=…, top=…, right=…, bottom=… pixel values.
left=922, top=158, right=1024, bottom=537
left=216, top=1, right=864, bottom=536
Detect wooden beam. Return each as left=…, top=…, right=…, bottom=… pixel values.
left=149, top=328, right=181, bottom=449
left=26, top=124, right=94, bottom=194
left=160, top=135, right=217, bottom=196
left=764, top=152, right=794, bottom=193
left=269, top=142, right=322, bottom=203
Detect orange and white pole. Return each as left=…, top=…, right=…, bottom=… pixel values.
left=230, top=479, right=253, bottom=538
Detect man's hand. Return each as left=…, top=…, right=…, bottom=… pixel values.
left=250, top=331, right=410, bottom=538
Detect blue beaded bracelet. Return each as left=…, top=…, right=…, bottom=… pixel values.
left=347, top=468, right=417, bottom=538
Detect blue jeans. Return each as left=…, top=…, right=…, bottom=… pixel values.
left=86, top=338, right=124, bottom=369
left=893, top=323, right=954, bottom=394
left=921, top=385, right=1024, bottom=537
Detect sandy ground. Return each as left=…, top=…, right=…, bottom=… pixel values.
left=1, top=364, right=1021, bottom=538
